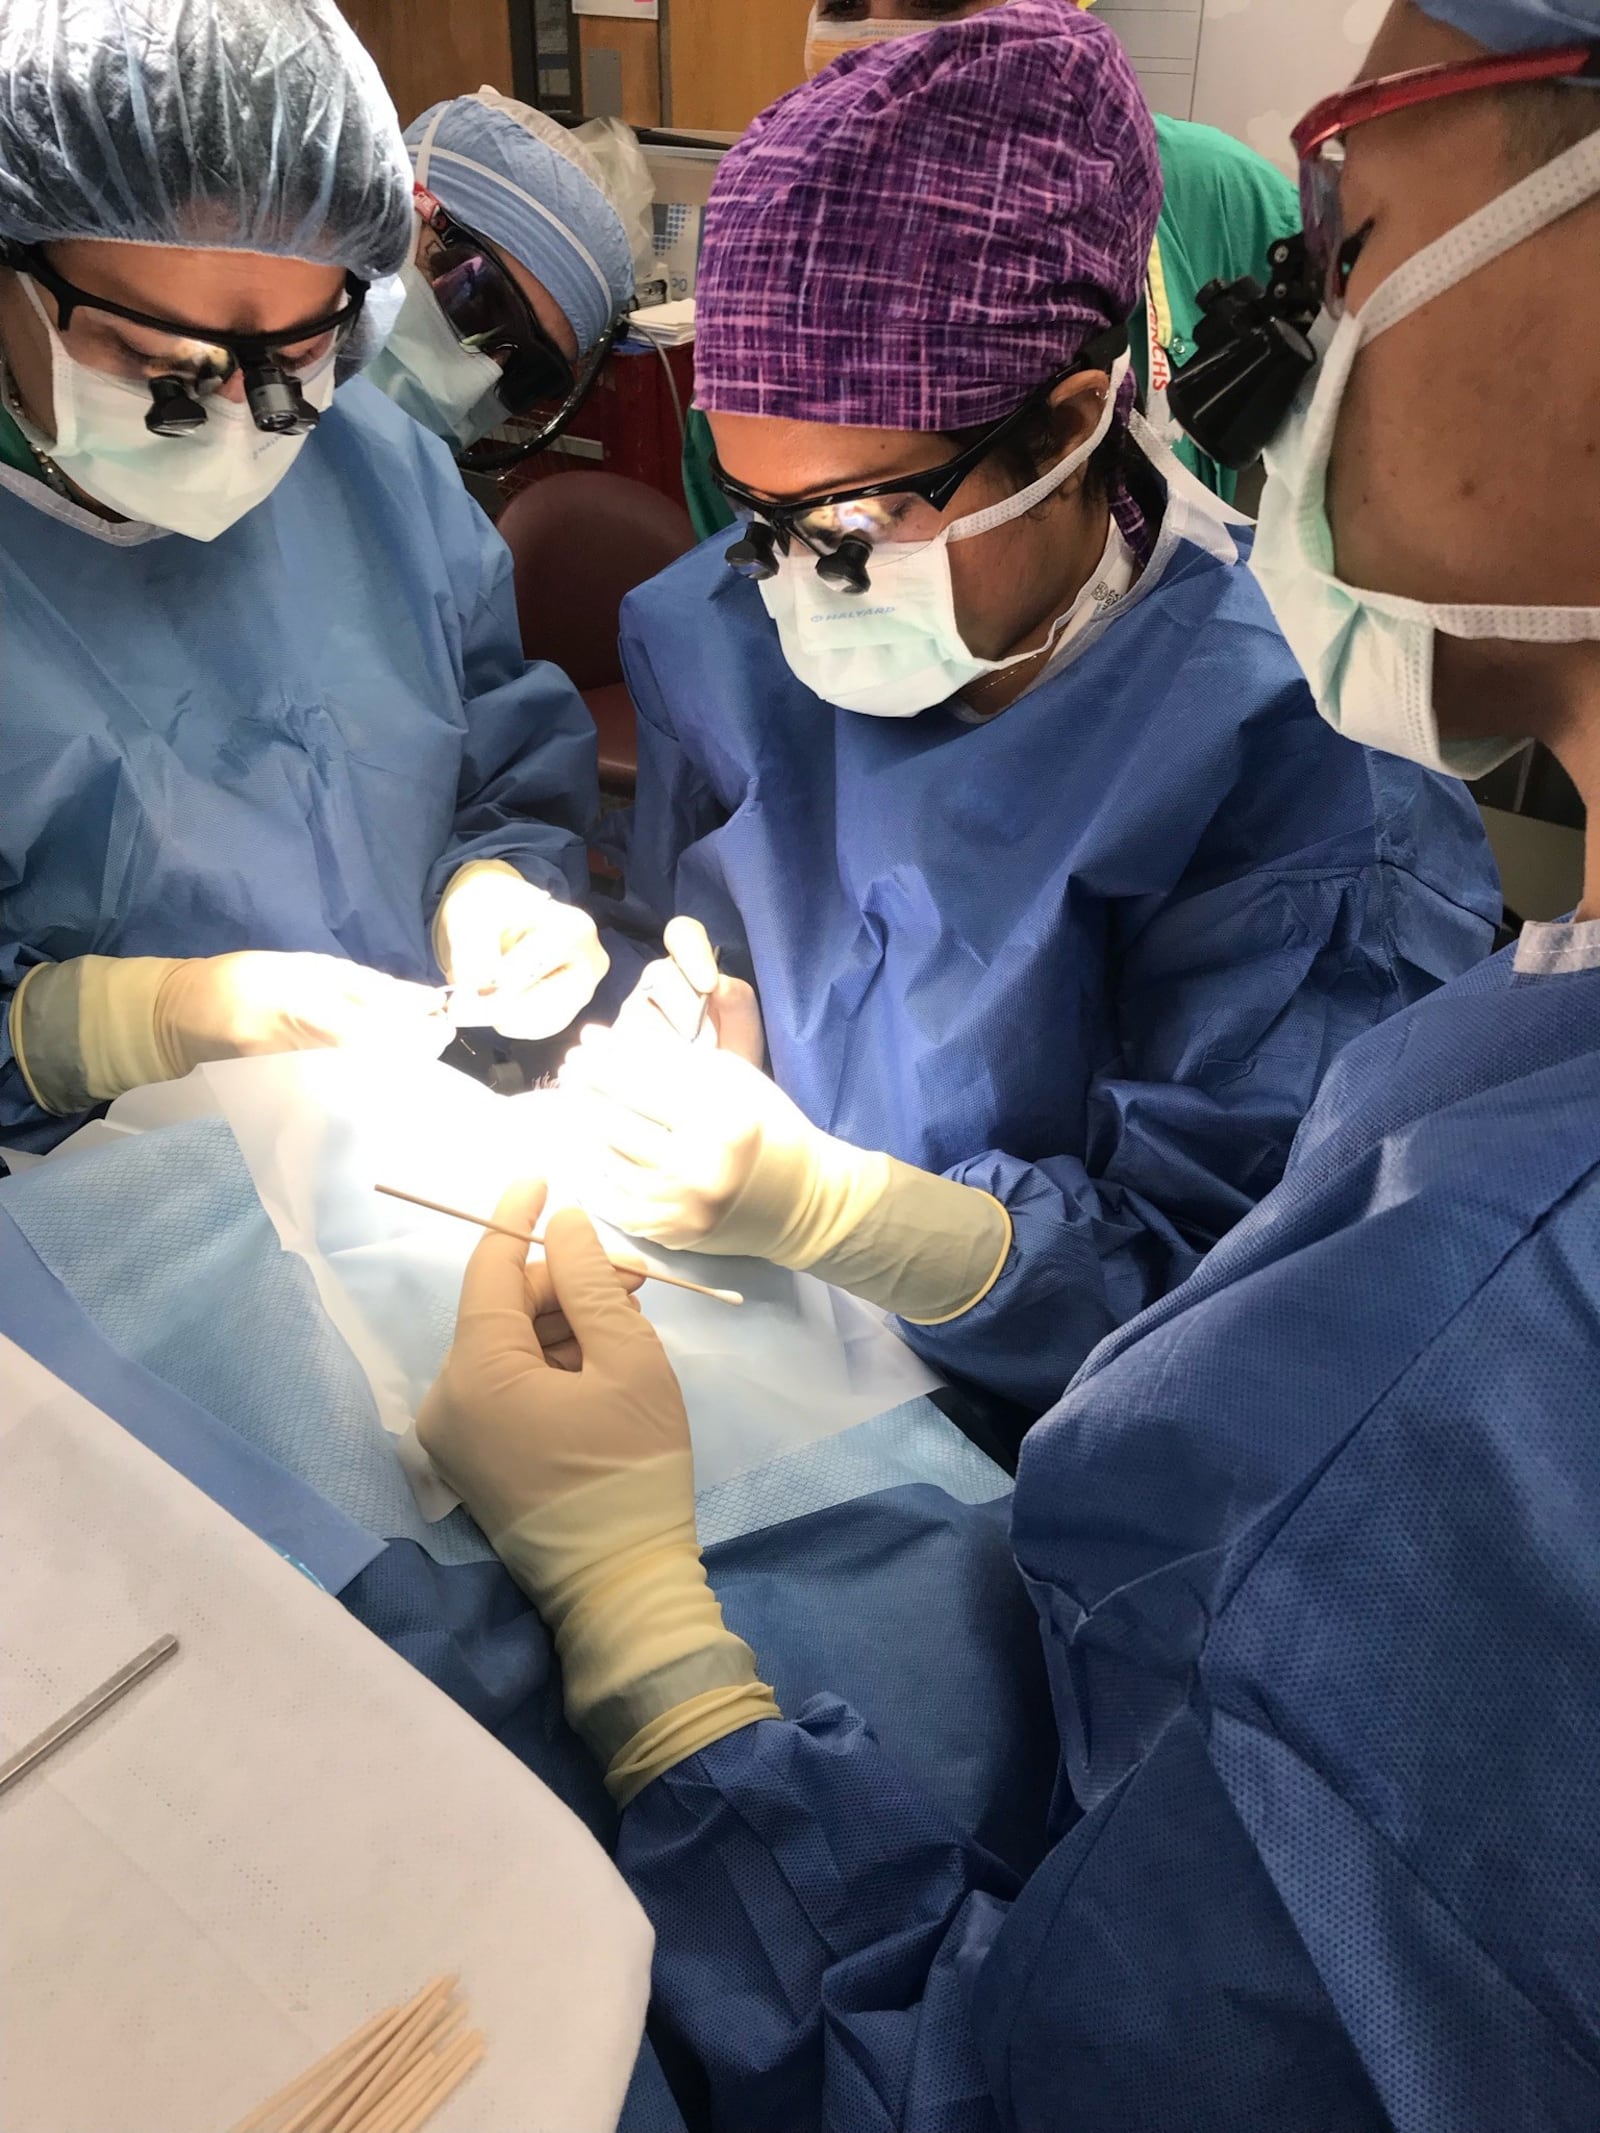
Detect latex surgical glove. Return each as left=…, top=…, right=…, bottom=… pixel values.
left=10, top=950, right=452, bottom=1116
left=522, top=1227, right=646, bottom=1372
left=561, top=1027, right=1014, bottom=1325
left=612, top=916, right=766, bottom=1064
left=418, top=1181, right=779, bottom=1802
left=435, top=860, right=608, bottom=1039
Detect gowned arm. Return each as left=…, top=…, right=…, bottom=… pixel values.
left=425, top=530, right=600, bottom=921
left=620, top=1697, right=1018, bottom=2133
left=905, top=853, right=1493, bottom=1413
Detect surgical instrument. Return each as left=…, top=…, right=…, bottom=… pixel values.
left=0, top=1633, right=179, bottom=1798
left=373, top=1183, right=745, bottom=1305
left=647, top=932, right=719, bottom=1043
left=677, top=937, right=719, bottom=1044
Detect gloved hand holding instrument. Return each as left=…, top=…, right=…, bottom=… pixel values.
left=559, top=1023, right=1014, bottom=1324
left=435, top=859, right=610, bottom=1040
left=10, top=948, right=452, bottom=1115
left=611, top=916, right=766, bottom=1063
left=418, top=1180, right=780, bottom=1802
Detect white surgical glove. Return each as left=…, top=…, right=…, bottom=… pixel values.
left=561, top=1027, right=1013, bottom=1325
left=612, top=916, right=765, bottom=1063
left=435, top=860, right=608, bottom=1039
left=10, top=950, right=452, bottom=1115
left=418, top=1182, right=780, bottom=1802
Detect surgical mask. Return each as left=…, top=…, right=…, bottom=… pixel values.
left=364, top=258, right=507, bottom=449
left=759, top=356, right=1131, bottom=717
left=1253, top=126, right=1600, bottom=779
left=14, top=275, right=333, bottom=542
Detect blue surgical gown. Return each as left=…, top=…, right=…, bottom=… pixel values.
left=618, top=918, right=1600, bottom=2131
left=617, top=492, right=1498, bottom=1417
left=0, top=378, right=599, bottom=1151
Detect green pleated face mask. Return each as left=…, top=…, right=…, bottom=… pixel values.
left=365, top=260, right=505, bottom=450
left=12, top=272, right=335, bottom=541
left=757, top=358, right=1132, bottom=719
left=1253, top=126, right=1600, bottom=780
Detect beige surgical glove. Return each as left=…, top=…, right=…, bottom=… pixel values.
left=10, top=951, right=452, bottom=1115
left=612, top=917, right=766, bottom=1063
left=418, top=1182, right=779, bottom=1803
left=561, top=1027, right=1013, bottom=1325
left=435, top=860, right=608, bottom=1039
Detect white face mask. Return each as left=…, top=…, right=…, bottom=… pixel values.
left=759, top=356, right=1133, bottom=718
left=13, top=274, right=333, bottom=542
left=1253, top=126, right=1600, bottom=779
left=364, top=257, right=507, bottom=450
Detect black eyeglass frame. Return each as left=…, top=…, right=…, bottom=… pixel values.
left=712, top=323, right=1128, bottom=560
left=454, top=311, right=624, bottom=474
left=414, top=190, right=576, bottom=413
left=1, top=242, right=368, bottom=435
left=411, top=190, right=625, bottom=474
left=3, top=244, right=367, bottom=375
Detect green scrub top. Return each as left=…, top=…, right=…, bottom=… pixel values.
left=0, top=399, right=41, bottom=481
left=680, top=113, right=1301, bottom=538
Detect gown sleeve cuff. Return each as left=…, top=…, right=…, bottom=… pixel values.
left=607, top=1682, right=784, bottom=1806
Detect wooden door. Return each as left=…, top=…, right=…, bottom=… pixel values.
left=578, top=17, right=664, bottom=125
left=666, top=0, right=812, bottom=131
left=341, top=0, right=516, bottom=127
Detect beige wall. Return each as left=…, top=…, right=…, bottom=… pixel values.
left=1093, top=0, right=1387, bottom=171
left=1188, top=0, right=1385, bottom=171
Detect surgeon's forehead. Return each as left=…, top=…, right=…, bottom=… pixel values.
left=48, top=238, right=344, bottom=336
left=708, top=408, right=962, bottom=496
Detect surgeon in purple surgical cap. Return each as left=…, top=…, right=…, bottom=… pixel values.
left=415, top=0, right=1600, bottom=2122
left=549, top=0, right=1497, bottom=1442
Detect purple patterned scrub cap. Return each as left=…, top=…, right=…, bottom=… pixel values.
left=694, top=0, right=1162, bottom=432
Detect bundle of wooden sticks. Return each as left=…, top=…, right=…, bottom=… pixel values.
left=230, top=1976, right=484, bottom=2133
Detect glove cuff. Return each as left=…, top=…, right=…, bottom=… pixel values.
left=10, top=956, right=184, bottom=1113
left=493, top=1453, right=780, bottom=1796
left=797, top=1150, right=1013, bottom=1324
left=607, top=1680, right=783, bottom=1807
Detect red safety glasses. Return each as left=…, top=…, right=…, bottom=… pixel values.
left=1292, top=41, right=1600, bottom=311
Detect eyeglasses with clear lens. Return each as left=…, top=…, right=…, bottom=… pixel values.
left=63, top=311, right=339, bottom=388
left=8, top=245, right=364, bottom=383
left=714, top=326, right=1130, bottom=584
left=1, top=243, right=366, bottom=435
left=785, top=490, right=950, bottom=556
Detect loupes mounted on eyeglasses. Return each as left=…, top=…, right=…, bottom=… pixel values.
left=1, top=243, right=367, bottom=438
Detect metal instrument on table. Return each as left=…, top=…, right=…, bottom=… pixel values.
left=0, top=1633, right=179, bottom=1798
